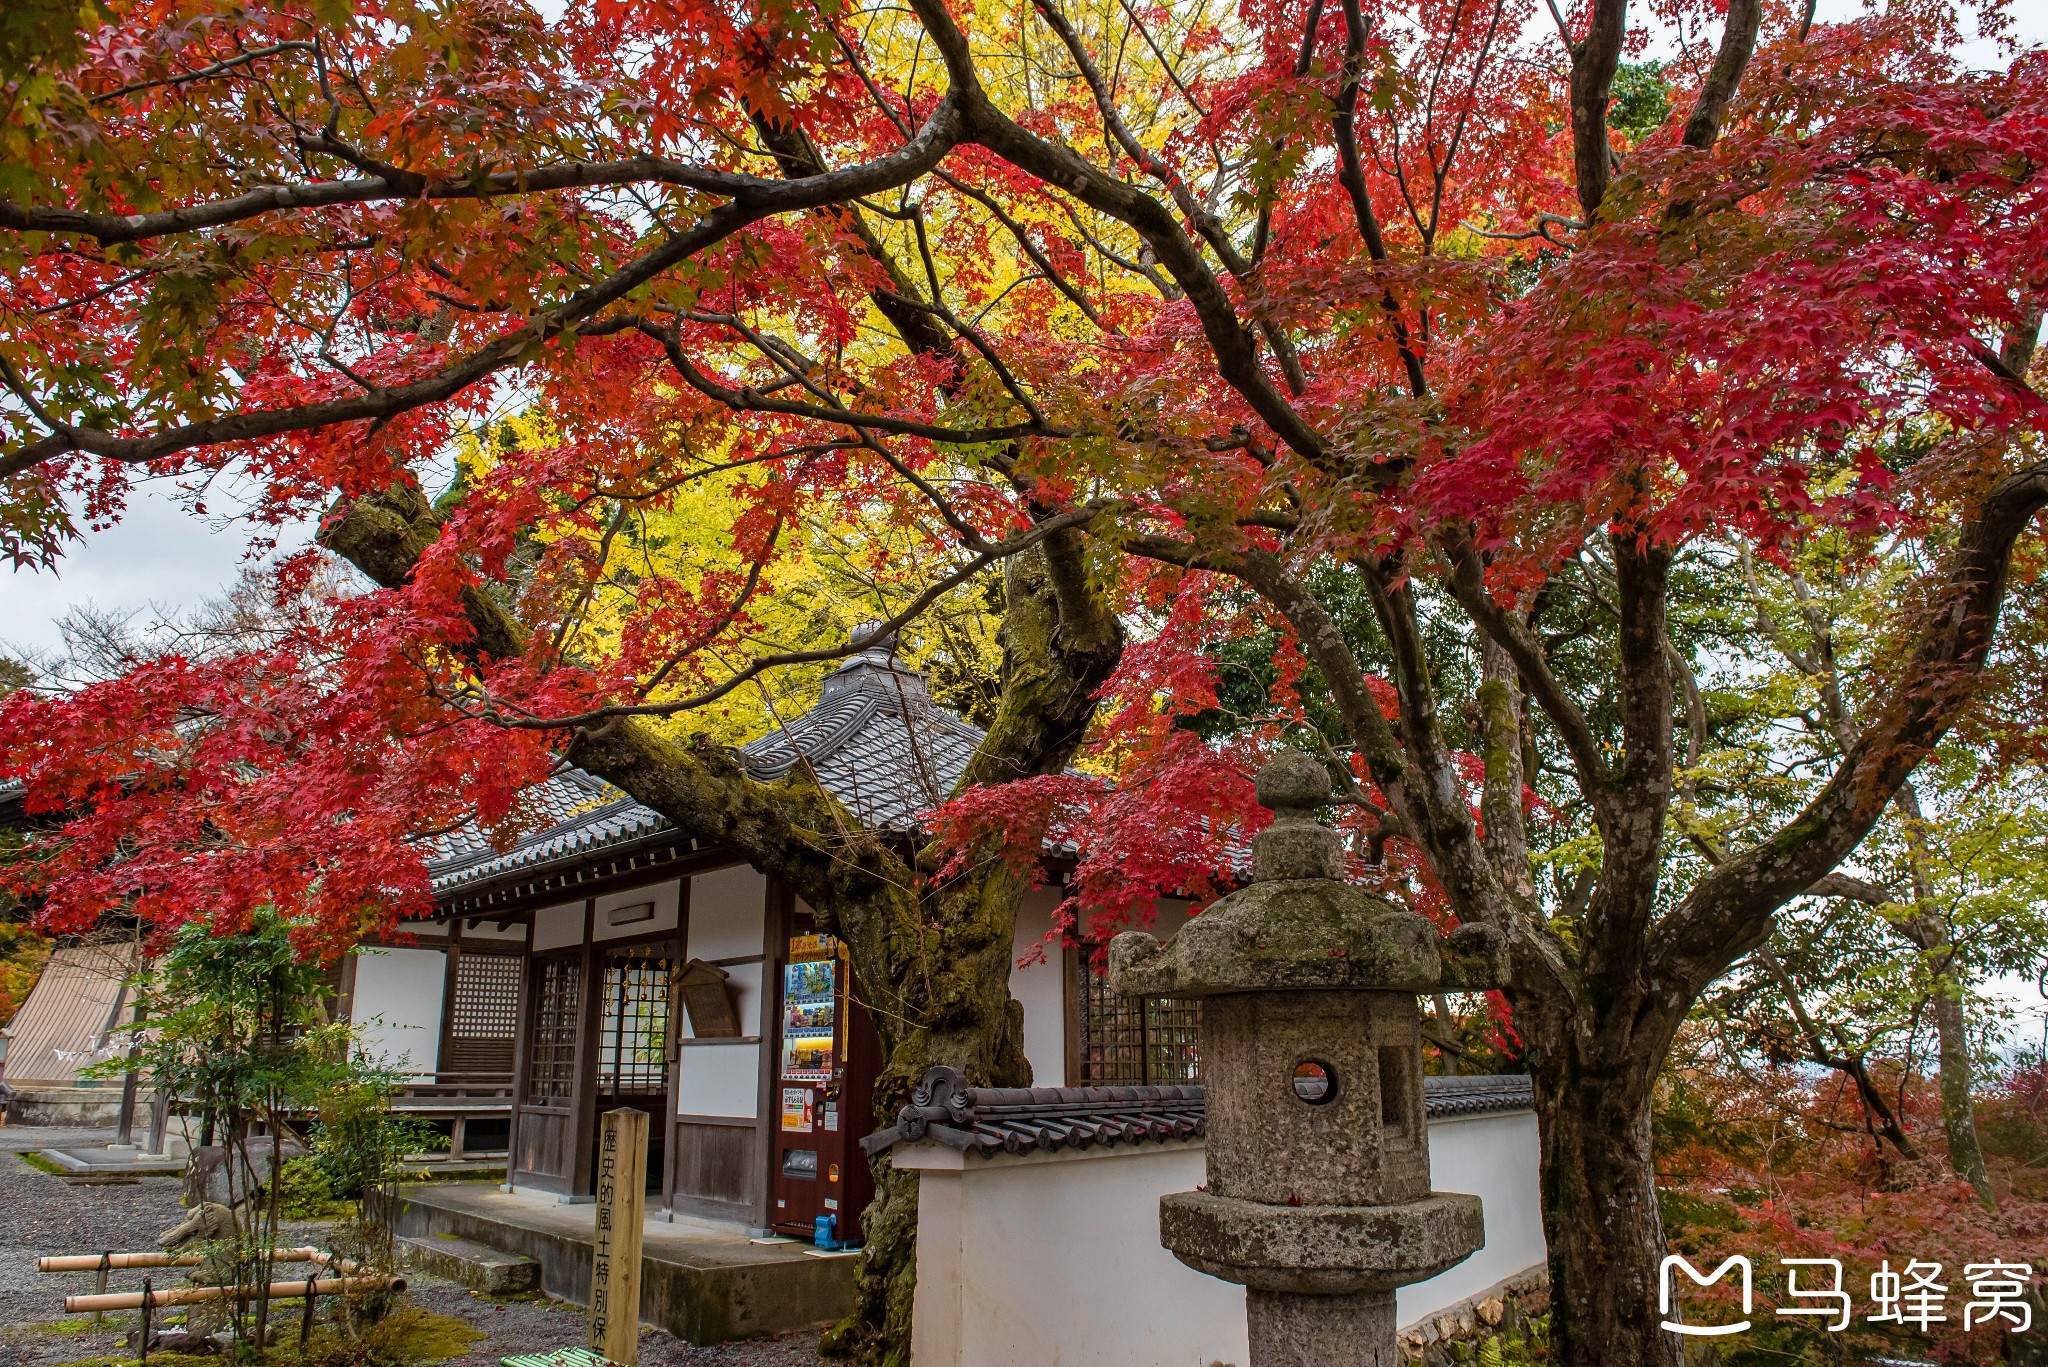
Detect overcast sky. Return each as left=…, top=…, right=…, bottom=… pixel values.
left=2, top=0, right=2044, bottom=1040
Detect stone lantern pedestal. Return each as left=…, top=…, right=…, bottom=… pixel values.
left=1109, top=752, right=1509, bottom=1367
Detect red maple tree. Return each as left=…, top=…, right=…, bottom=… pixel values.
left=5, top=0, right=2047, bottom=1358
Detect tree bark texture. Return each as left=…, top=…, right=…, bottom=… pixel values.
left=1530, top=1042, right=1678, bottom=1367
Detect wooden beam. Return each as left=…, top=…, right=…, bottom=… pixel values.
left=566, top=897, right=602, bottom=1200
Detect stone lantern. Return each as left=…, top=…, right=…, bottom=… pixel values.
left=1108, top=750, right=1509, bottom=1366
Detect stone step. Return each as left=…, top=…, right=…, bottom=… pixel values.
left=398, top=1234, right=540, bottom=1295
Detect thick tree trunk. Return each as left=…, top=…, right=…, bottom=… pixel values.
left=821, top=866, right=1034, bottom=1364
left=823, top=536, right=1123, bottom=1363
left=1528, top=1024, right=1682, bottom=1367
left=1892, top=788, right=1996, bottom=1205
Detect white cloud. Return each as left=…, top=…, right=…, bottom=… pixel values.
left=2, top=480, right=317, bottom=659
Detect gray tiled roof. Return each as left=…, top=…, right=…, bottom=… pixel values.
left=426, top=635, right=984, bottom=895
left=864, top=1067, right=1533, bottom=1159
left=425, top=768, right=671, bottom=894
left=737, top=638, right=986, bottom=830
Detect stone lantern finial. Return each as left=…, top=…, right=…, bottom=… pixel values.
left=1107, top=749, right=1509, bottom=1367
left=1251, top=751, right=1343, bottom=883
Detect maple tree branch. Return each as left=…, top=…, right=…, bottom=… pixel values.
left=451, top=506, right=1104, bottom=729
left=1028, top=0, right=1247, bottom=277
left=1251, top=0, right=1326, bottom=267
left=1679, top=0, right=1761, bottom=152
left=1060, top=203, right=1180, bottom=297
left=1332, top=0, right=1429, bottom=397
left=1566, top=0, right=1628, bottom=218
left=1752, top=944, right=1921, bottom=1160
left=1653, top=457, right=2048, bottom=997
left=642, top=316, right=1063, bottom=447
left=90, top=41, right=322, bottom=104
left=0, top=98, right=966, bottom=481
left=1024, top=0, right=1310, bottom=392
left=894, top=0, right=1326, bottom=465
left=1594, top=531, right=1676, bottom=957
left=1124, top=529, right=1574, bottom=993
left=1439, top=531, right=1614, bottom=816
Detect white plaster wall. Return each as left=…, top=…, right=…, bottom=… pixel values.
left=349, top=946, right=447, bottom=1079
left=910, top=1142, right=1240, bottom=1367
left=1395, top=1109, right=1545, bottom=1323
left=903, top=1109, right=1546, bottom=1367
left=593, top=880, right=681, bottom=942
left=688, top=865, right=768, bottom=961
left=1009, top=888, right=1067, bottom=1086
left=531, top=901, right=586, bottom=951
left=407, top=919, right=450, bottom=937
left=676, top=1040, right=761, bottom=1118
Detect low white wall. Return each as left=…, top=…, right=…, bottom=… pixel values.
left=1404, top=1109, right=1544, bottom=1318
left=900, top=1109, right=1544, bottom=1367
left=349, top=946, right=447, bottom=1078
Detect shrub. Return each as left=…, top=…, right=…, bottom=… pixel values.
left=276, top=1157, right=343, bottom=1220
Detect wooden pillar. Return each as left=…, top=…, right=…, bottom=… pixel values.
left=438, top=919, right=464, bottom=1084
left=589, top=1108, right=648, bottom=1366
left=505, top=912, right=534, bottom=1188
left=662, top=878, right=691, bottom=1213
left=753, top=880, right=795, bottom=1231
left=566, top=898, right=602, bottom=1200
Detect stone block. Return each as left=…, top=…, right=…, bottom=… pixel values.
left=398, top=1234, right=540, bottom=1294
left=1159, top=1190, right=1484, bottom=1295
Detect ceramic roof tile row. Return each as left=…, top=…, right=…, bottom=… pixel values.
left=425, top=769, right=673, bottom=894
left=424, top=641, right=985, bottom=894
left=864, top=1067, right=1533, bottom=1158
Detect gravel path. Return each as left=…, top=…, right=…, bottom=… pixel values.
left=0, top=1125, right=823, bottom=1367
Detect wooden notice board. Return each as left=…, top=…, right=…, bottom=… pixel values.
left=589, top=1108, right=648, bottom=1366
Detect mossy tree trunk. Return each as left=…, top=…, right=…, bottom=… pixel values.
left=324, top=492, right=1121, bottom=1367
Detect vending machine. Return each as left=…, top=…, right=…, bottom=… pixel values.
left=771, top=932, right=879, bottom=1242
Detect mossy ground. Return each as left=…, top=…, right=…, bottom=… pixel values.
left=44, top=1307, right=483, bottom=1367
left=17, top=1150, right=69, bottom=1176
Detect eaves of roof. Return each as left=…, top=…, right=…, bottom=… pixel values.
left=864, top=1067, right=1534, bottom=1159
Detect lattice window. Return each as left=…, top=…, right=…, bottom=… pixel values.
left=1075, top=950, right=1202, bottom=1085
left=525, top=954, right=581, bottom=1105
left=598, top=949, right=672, bottom=1096
left=448, top=952, right=521, bottom=1075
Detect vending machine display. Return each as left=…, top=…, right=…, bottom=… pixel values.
left=771, top=931, right=878, bottom=1242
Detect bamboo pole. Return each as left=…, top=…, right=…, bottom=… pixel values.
left=40, top=1247, right=359, bottom=1274
left=63, top=1275, right=402, bottom=1314
left=40, top=1254, right=202, bottom=1273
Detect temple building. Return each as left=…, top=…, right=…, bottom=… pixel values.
left=341, top=629, right=1201, bottom=1232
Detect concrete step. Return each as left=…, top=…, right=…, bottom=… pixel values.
left=398, top=1233, right=540, bottom=1295
left=383, top=1182, right=855, bottom=1344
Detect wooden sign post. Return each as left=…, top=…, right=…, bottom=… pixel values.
left=589, top=1108, right=648, bottom=1366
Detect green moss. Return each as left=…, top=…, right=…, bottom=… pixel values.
left=369, top=1308, right=486, bottom=1362
left=43, top=1308, right=483, bottom=1367
left=30, top=1318, right=98, bottom=1336
left=18, top=1149, right=68, bottom=1175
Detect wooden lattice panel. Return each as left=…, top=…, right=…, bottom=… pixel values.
left=525, top=955, right=581, bottom=1105
left=451, top=952, right=522, bottom=1041
left=598, top=950, right=672, bottom=1096
left=1076, top=951, right=1202, bottom=1086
